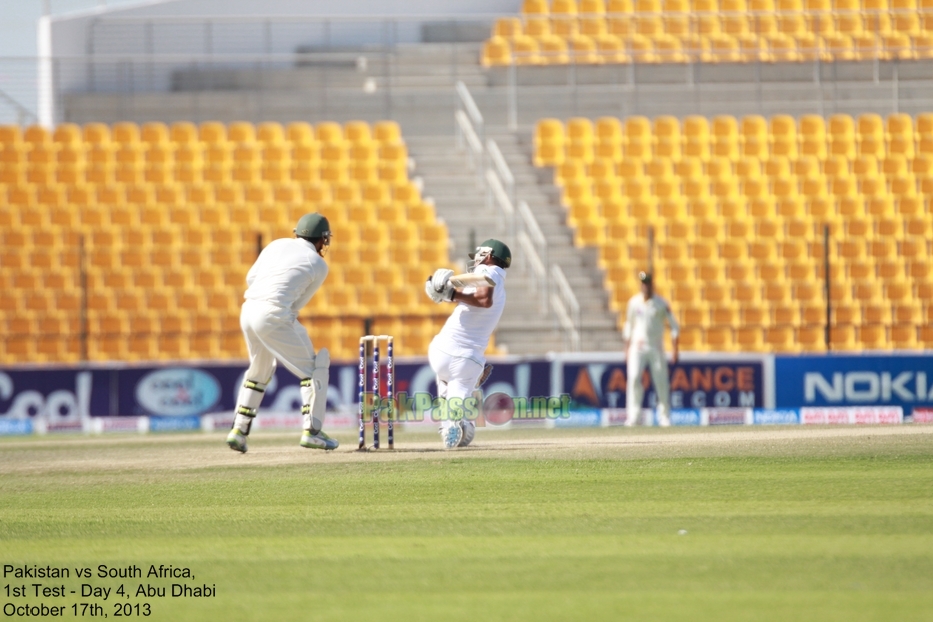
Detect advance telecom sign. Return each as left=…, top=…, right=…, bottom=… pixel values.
left=775, top=354, right=933, bottom=410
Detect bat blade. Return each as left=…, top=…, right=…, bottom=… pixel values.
left=448, top=273, right=495, bottom=289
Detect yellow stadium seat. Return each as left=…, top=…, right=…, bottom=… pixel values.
left=740, top=115, right=769, bottom=158
left=582, top=0, right=607, bottom=12
left=769, top=115, right=797, bottom=158
left=591, top=33, right=627, bottom=61
left=702, top=326, right=732, bottom=351
left=316, top=122, right=345, bottom=145
left=368, top=122, right=399, bottom=146
left=525, top=15, right=552, bottom=37
left=893, top=11, right=920, bottom=36
left=703, top=33, right=738, bottom=62
left=566, top=118, right=595, bottom=147
left=711, top=116, right=739, bottom=159
left=77, top=123, right=108, bottom=146
left=552, top=14, right=580, bottom=38
left=723, top=150, right=750, bottom=177
left=538, top=34, right=570, bottom=64
left=574, top=219, right=607, bottom=247
left=889, top=324, right=918, bottom=349
left=883, top=32, right=914, bottom=59
left=523, top=0, right=549, bottom=13
left=51, top=123, right=81, bottom=148
left=824, top=33, right=855, bottom=61
left=857, top=113, right=885, bottom=145
left=494, top=17, right=523, bottom=39
left=853, top=154, right=879, bottom=178
left=343, top=121, right=372, bottom=145
left=138, top=122, right=167, bottom=146
left=513, top=35, right=543, bottom=64
left=735, top=326, right=764, bottom=351
left=828, top=312, right=858, bottom=342
left=916, top=30, right=933, bottom=58
left=792, top=325, right=823, bottom=352
left=569, top=34, right=602, bottom=63
left=856, top=324, right=888, bottom=350
left=283, top=122, right=313, bottom=146
left=482, top=37, right=513, bottom=65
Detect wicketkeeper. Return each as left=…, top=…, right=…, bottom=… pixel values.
left=424, top=239, right=510, bottom=449
left=226, top=213, right=338, bottom=453
left=623, top=271, right=680, bottom=427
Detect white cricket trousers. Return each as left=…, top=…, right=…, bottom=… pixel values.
left=428, top=340, right=483, bottom=400
left=626, top=346, right=671, bottom=426
left=240, top=299, right=317, bottom=382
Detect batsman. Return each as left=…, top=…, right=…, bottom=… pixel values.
left=424, top=239, right=510, bottom=449
left=226, top=213, right=339, bottom=453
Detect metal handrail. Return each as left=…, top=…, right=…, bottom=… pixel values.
left=485, top=168, right=515, bottom=236
left=518, top=230, right=547, bottom=299
left=456, top=80, right=483, bottom=131
left=551, top=293, right=581, bottom=352
left=455, top=80, right=485, bottom=184
left=517, top=200, right=549, bottom=305
left=551, top=264, right=582, bottom=352
left=486, top=139, right=514, bottom=202
left=518, top=201, right=546, bottom=252
left=0, top=88, right=37, bottom=125
left=454, top=109, right=484, bottom=185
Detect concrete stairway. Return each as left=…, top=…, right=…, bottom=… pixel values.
left=408, top=132, right=625, bottom=354
left=487, top=131, right=624, bottom=353
left=407, top=135, right=567, bottom=354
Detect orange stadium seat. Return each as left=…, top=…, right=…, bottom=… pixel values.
left=0, top=120, right=449, bottom=365
left=530, top=112, right=932, bottom=353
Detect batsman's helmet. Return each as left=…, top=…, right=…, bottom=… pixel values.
left=295, top=213, right=331, bottom=241
left=469, top=238, right=512, bottom=269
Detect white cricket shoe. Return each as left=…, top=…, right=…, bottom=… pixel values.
left=440, top=421, right=463, bottom=449
left=458, top=420, right=476, bottom=447
left=300, top=431, right=339, bottom=450
left=226, top=430, right=248, bottom=453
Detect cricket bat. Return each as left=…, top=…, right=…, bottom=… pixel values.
left=448, top=272, right=495, bottom=289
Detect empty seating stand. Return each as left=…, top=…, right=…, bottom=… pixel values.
left=534, top=112, right=933, bottom=352
left=0, top=121, right=499, bottom=364
left=483, top=0, right=933, bottom=66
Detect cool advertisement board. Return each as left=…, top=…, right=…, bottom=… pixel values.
left=775, top=354, right=933, bottom=420
left=0, top=358, right=552, bottom=429
left=0, top=368, right=110, bottom=431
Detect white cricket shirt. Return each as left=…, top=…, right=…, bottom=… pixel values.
left=434, top=264, right=506, bottom=363
left=243, top=238, right=329, bottom=316
left=623, top=292, right=680, bottom=351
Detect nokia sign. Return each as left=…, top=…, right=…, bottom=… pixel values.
left=805, top=372, right=933, bottom=403
left=776, top=355, right=933, bottom=409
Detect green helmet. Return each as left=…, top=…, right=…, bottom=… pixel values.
left=469, top=238, right=512, bottom=269
left=294, top=213, right=331, bottom=241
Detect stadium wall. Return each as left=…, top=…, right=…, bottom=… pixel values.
left=3, top=352, right=931, bottom=436
left=46, top=0, right=520, bottom=62
left=41, top=0, right=519, bottom=125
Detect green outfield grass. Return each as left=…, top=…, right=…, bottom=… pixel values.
left=1, top=427, right=932, bottom=621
